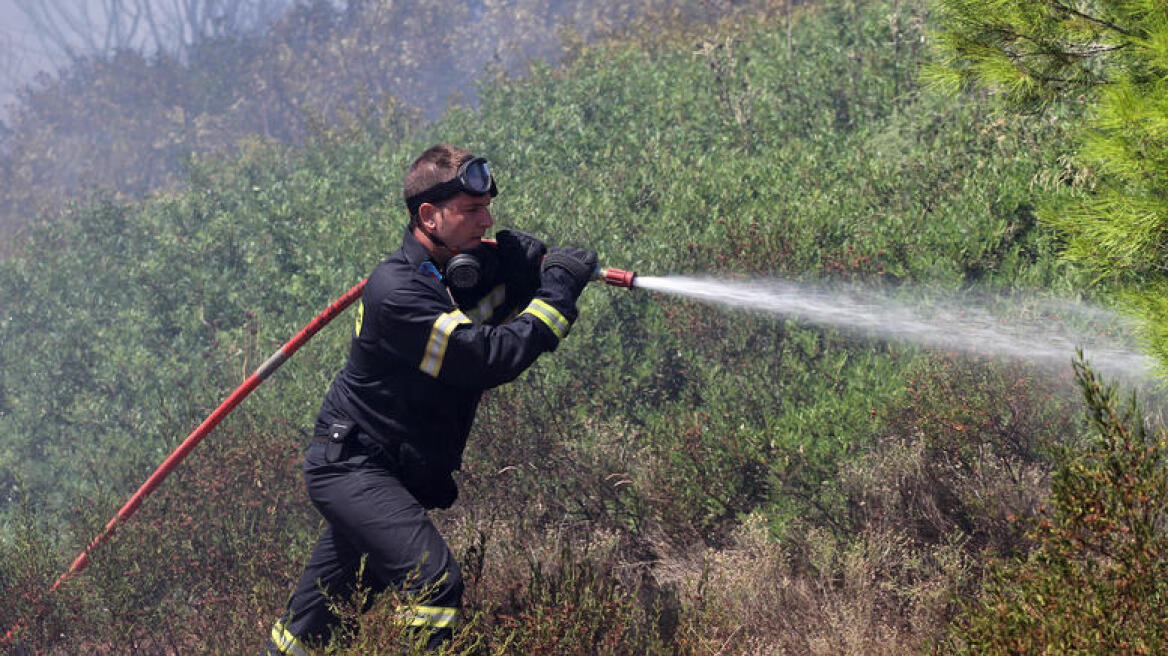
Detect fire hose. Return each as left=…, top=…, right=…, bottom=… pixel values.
left=2, top=263, right=635, bottom=646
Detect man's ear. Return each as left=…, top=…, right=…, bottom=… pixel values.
left=417, top=202, right=439, bottom=232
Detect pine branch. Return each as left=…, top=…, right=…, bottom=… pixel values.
left=1047, top=0, right=1136, bottom=38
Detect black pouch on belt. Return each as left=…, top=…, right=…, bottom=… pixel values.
left=324, top=420, right=357, bottom=463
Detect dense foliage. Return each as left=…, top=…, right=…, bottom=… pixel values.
left=1, top=0, right=1161, bottom=653
left=928, top=0, right=1168, bottom=369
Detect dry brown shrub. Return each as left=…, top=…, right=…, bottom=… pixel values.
left=841, top=434, right=1048, bottom=556
left=661, top=513, right=970, bottom=656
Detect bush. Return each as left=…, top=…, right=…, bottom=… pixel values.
left=943, top=359, right=1168, bottom=655
left=0, top=0, right=1119, bottom=652
left=0, top=417, right=313, bottom=654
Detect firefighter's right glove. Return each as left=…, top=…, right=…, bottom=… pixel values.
left=495, top=229, right=546, bottom=296
left=541, top=247, right=598, bottom=298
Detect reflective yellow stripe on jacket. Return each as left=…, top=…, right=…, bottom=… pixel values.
left=269, top=619, right=310, bottom=656
left=465, top=284, right=506, bottom=324
left=420, top=310, right=472, bottom=377
left=521, top=299, right=570, bottom=340
left=403, top=604, right=459, bottom=629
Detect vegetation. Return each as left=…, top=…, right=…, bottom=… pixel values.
left=928, top=3, right=1168, bottom=650
left=928, top=0, right=1168, bottom=368
left=0, top=0, right=1164, bottom=654
left=944, top=358, right=1168, bottom=655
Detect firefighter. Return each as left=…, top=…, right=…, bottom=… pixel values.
left=263, top=144, right=597, bottom=654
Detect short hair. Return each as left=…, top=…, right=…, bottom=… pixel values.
left=404, top=144, right=475, bottom=227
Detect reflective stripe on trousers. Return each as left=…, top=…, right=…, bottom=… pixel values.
left=267, top=619, right=310, bottom=656
left=404, top=604, right=459, bottom=629
left=265, top=606, right=457, bottom=654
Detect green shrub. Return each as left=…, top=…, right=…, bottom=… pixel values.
left=943, top=359, right=1168, bottom=655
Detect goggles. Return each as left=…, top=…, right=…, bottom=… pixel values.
left=405, top=157, right=498, bottom=216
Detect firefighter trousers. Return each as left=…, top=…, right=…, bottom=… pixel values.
left=264, top=440, right=463, bottom=655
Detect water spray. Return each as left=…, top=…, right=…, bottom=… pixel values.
left=631, top=274, right=1156, bottom=382
left=578, top=265, right=1149, bottom=382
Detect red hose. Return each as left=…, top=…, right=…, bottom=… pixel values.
left=2, top=279, right=367, bottom=646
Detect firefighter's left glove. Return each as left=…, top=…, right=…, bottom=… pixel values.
left=528, top=247, right=596, bottom=345
left=496, top=229, right=546, bottom=270
left=541, top=247, right=598, bottom=298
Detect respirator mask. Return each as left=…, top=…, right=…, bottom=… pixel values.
left=444, top=243, right=499, bottom=292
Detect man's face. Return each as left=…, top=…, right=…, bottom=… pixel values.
left=430, top=192, right=493, bottom=252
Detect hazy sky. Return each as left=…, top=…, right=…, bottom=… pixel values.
left=0, top=0, right=297, bottom=121
left=0, top=0, right=53, bottom=115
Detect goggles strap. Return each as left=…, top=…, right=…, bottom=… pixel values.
left=405, top=158, right=497, bottom=216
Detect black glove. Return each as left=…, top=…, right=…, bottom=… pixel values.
left=495, top=229, right=546, bottom=291
left=495, top=229, right=546, bottom=268
left=541, top=246, right=598, bottom=297
left=526, top=247, right=596, bottom=345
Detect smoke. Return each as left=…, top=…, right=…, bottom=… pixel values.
left=0, top=0, right=298, bottom=121
left=0, top=0, right=760, bottom=123
left=0, top=1, right=45, bottom=117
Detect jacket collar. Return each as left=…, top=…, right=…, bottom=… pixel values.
left=401, top=227, right=433, bottom=267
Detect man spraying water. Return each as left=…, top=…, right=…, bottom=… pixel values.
left=264, top=144, right=600, bottom=654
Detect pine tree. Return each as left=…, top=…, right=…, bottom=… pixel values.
left=928, top=0, right=1168, bottom=368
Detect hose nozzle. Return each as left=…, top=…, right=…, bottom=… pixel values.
left=594, top=266, right=636, bottom=289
